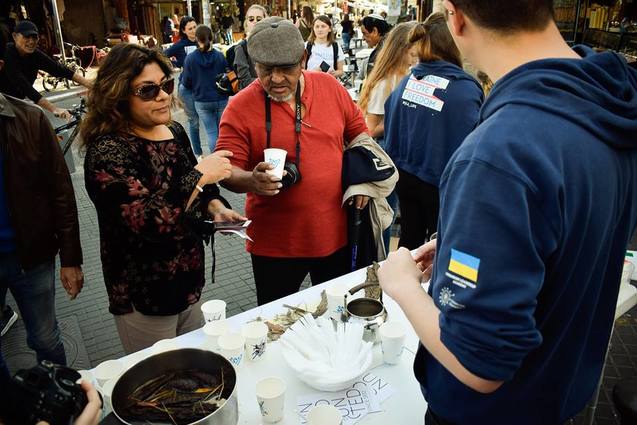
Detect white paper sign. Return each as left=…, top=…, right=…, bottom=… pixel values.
left=297, top=386, right=381, bottom=424
left=351, top=372, right=396, bottom=408
left=401, top=74, right=450, bottom=112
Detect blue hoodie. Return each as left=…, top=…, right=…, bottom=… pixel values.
left=416, top=46, right=637, bottom=424
left=383, top=61, right=483, bottom=187
left=163, top=38, right=197, bottom=69
left=181, top=49, right=229, bottom=103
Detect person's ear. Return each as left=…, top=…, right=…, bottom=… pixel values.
left=0, top=59, right=4, bottom=71
left=444, top=0, right=465, bottom=37
left=12, top=32, right=18, bottom=42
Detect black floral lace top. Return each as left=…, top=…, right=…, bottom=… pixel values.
left=84, top=122, right=226, bottom=316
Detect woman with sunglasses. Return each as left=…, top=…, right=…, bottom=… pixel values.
left=181, top=25, right=229, bottom=154
left=81, top=43, right=245, bottom=354
left=164, top=16, right=204, bottom=161
left=234, top=4, right=268, bottom=90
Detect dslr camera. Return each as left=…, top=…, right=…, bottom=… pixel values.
left=1, top=360, right=88, bottom=425
left=281, top=162, right=301, bottom=189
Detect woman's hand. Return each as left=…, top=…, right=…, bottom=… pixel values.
left=195, top=150, right=233, bottom=185
left=378, top=247, right=424, bottom=304
left=208, top=199, right=247, bottom=222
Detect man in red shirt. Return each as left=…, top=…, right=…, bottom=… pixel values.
left=216, top=17, right=369, bottom=305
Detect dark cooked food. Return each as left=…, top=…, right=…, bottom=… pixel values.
left=120, top=369, right=232, bottom=424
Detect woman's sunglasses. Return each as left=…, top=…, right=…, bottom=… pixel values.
left=247, top=16, right=263, bottom=22
left=133, top=78, right=175, bottom=101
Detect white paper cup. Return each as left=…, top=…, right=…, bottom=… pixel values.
left=256, top=376, right=286, bottom=423
left=264, top=148, right=287, bottom=179
left=242, top=321, right=269, bottom=362
left=152, top=339, right=178, bottom=354
left=379, top=321, right=405, bottom=365
left=203, top=320, right=230, bottom=351
left=218, top=333, right=246, bottom=367
left=307, top=404, right=343, bottom=425
left=201, top=299, right=227, bottom=322
left=76, top=369, right=96, bottom=387
left=326, top=284, right=348, bottom=321
left=94, top=359, right=124, bottom=388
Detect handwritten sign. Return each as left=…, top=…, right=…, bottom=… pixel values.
left=401, top=74, right=450, bottom=112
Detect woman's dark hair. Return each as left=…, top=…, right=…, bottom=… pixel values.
left=409, top=12, right=462, bottom=68
left=361, top=15, right=391, bottom=36
left=179, top=16, right=196, bottom=39
left=80, top=43, right=174, bottom=145
left=195, top=24, right=213, bottom=52
left=301, top=6, right=314, bottom=25
left=450, top=0, right=554, bottom=33
left=308, top=15, right=335, bottom=45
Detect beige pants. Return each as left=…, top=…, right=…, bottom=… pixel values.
left=114, top=300, right=203, bottom=354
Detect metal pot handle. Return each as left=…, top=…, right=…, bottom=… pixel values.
left=347, top=282, right=383, bottom=304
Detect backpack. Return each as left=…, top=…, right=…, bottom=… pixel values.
left=215, top=40, right=249, bottom=96
left=305, top=42, right=339, bottom=70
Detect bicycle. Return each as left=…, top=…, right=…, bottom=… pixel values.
left=40, top=43, right=88, bottom=92
left=55, top=98, right=87, bottom=156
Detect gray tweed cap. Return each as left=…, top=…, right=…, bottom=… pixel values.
left=248, top=17, right=305, bottom=67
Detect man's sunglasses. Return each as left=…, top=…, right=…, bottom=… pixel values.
left=132, top=78, right=175, bottom=101
left=247, top=16, right=263, bottom=22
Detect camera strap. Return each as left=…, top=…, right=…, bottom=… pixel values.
left=264, top=81, right=302, bottom=170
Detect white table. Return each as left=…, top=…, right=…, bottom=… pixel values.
left=173, top=268, right=428, bottom=424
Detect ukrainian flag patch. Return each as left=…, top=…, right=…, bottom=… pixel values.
left=448, top=249, right=480, bottom=284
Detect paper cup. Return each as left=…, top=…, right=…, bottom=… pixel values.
left=203, top=320, right=230, bottom=351
left=326, top=284, right=348, bottom=321
left=94, top=359, right=124, bottom=389
left=307, top=404, right=343, bottom=425
left=152, top=339, right=178, bottom=354
left=256, top=376, right=286, bottom=423
left=218, top=333, right=246, bottom=367
left=76, top=369, right=96, bottom=387
left=264, top=148, right=287, bottom=179
left=379, top=321, right=405, bottom=365
left=242, top=321, right=269, bottom=362
left=201, top=299, right=226, bottom=322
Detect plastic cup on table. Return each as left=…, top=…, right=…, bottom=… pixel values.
left=325, top=284, right=348, bottom=321
left=201, top=299, right=227, bottom=323
left=256, top=376, right=286, bottom=423
left=379, top=321, right=405, bottom=365
left=218, top=333, right=246, bottom=367
left=242, top=321, right=269, bottom=362
left=307, top=404, right=344, bottom=425
left=93, top=359, right=124, bottom=389
left=202, top=319, right=230, bottom=351
left=151, top=338, right=178, bottom=354
left=263, top=148, right=287, bottom=179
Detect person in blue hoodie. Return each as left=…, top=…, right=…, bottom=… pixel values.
left=377, top=1, right=637, bottom=424
left=181, top=25, right=229, bottom=154
left=164, top=16, right=202, bottom=159
left=383, top=13, right=482, bottom=250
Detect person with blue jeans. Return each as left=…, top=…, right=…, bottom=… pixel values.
left=164, top=16, right=202, bottom=158
left=0, top=27, right=83, bottom=384
left=181, top=24, right=229, bottom=154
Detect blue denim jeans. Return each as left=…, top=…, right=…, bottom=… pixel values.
left=0, top=253, right=65, bottom=381
left=194, top=100, right=228, bottom=153
left=179, top=84, right=202, bottom=156
left=342, top=32, right=352, bottom=52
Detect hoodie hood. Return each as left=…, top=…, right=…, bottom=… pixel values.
left=192, top=48, right=222, bottom=68
left=482, top=45, right=637, bottom=150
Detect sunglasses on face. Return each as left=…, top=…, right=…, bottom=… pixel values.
left=132, top=78, right=175, bottom=101
left=247, top=16, right=263, bottom=22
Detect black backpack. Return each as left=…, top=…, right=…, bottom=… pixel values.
left=225, top=39, right=250, bottom=73
left=305, top=42, right=339, bottom=70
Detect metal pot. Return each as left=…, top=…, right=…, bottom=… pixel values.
left=342, top=282, right=388, bottom=343
left=110, top=348, right=238, bottom=425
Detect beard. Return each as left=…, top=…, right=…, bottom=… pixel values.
left=268, top=91, right=294, bottom=103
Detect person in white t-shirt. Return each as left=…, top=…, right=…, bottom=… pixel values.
left=358, top=22, right=418, bottom=140
left=304, top=15, right=345, bottom=78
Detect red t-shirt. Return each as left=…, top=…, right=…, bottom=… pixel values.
left=216, top=71, right=368, bottom=257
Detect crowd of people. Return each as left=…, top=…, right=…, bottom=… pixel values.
left=0, top=1, right=637, bottom=424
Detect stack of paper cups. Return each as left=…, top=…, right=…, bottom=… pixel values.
left=326, top=284, right=348, bottom=321
left=379, top=321, right=405, bottom=365
left=203, top=320, right=230, bottom=351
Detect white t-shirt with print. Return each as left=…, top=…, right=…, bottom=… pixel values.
left=367, top=75, right=401, bottom=115
left=305, top=41, right=345, bottom=72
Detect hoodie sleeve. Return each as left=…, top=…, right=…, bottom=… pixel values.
left=433, top=158, right=555, bottom=381
left=181, top=54, right=193, bottom=89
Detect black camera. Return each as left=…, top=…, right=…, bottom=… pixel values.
left=281, top=162, right=301, bottom=189
left=1, top=361, right=88, bottom=425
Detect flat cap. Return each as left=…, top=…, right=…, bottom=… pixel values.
left=248, top=17, right=304, bottom=67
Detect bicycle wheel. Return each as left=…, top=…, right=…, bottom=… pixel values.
left=61, top=124, right=79, bottom=156
left=70, top=67, right=85, bottom=87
